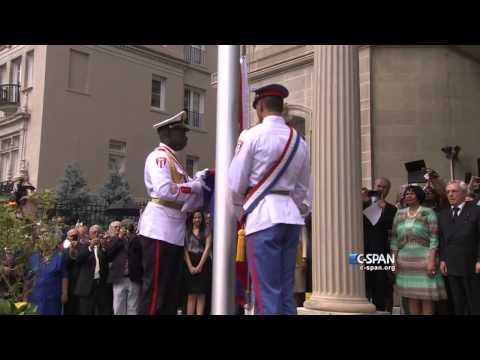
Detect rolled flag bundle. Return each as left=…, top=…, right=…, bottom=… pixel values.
left=202, top=169, right=216, bottom=220
left=201, top=168, right=249, bottom=308
left=235, top=55, right=251, bottom=310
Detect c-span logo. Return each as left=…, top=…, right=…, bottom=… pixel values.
left=348, top=253, right=395, bottom=271
left=349, top=253, right=359, bottom=265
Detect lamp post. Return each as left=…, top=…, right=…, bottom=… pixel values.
left=441, top=145, right=461, bottom=181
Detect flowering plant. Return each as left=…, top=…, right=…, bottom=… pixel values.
left=0, top=189, right=60, bottom=314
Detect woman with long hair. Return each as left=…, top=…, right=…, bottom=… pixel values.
left=184, top=211, right=212, bottom=315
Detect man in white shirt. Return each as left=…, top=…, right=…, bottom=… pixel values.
left=137, top=111, right=205, bottom=315
left=228, top=84, right=310, bottom=315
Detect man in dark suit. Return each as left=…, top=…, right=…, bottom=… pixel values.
left=362, top=177, right=397, bottom=312
left=439, top=180, right=480, bottom=315
left=74, top=225, right=111, bottom=315
left=63, top=228, right=81, bottom=315
left=106, top=220, right=143, bottom=315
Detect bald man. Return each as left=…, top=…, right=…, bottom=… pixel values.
left=362, top=177, right=397, bottom=312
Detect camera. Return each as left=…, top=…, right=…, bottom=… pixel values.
left=367, top=190, right=382, bottom=203
left=367, top=190, right=382, bottom=198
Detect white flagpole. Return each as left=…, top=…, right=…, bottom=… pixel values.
left=240, top=55, right=249, bottom=131
left=211, top=45, right=240, bottom=315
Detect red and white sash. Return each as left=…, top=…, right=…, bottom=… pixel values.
left=242, top=127, right=300, bottom=215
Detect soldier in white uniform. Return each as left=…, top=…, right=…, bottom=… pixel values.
left=137, top=111, right=205, bottom=315
left=228, top=84, right=311, bottom=315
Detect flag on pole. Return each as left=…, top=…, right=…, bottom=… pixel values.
left=205, top=56, right=249, bottom=310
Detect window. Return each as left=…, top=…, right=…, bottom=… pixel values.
left=0, top=134, right=20, bottom=181
left=186, top=155, right=199, bottom=178
left=288, top=115, right=306, bottom=137
left=185, top=45, right=206, bottom=65
left=151, top=76, right=165, bottom=110
left=10, top=57, right=21, bottom=85
left=68, top=49, right=89, bottom=92
left=108, top=140, right=127, bottom=174
left=184, top=87, right=205, bottom=129
left=0, top=64, right=6, bottom=85
left=25, top=51, right=34, bottom=88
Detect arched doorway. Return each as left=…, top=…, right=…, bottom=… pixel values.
left=283, top=103, right=312, bottom=150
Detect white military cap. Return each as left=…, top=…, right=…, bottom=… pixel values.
left=153, top=110, right=189, bottom=131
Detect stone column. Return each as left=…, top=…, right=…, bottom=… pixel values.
left=302, top=45, right=376, bottom=314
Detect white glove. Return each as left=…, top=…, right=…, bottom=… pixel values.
left=190, top=178, right=211, bottom=194
left=181, top=193, right=204, bottom=213
left=194, top=168, right=210, bottom=181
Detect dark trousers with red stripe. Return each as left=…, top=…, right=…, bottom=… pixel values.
left=139, top=236, right=184, bottom=315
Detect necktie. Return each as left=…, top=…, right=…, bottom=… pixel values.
left=452, top=207, right=460, bottom=221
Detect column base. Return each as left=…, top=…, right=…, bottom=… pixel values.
left=303, top=294, right=377, bottom=314
left=298, top=307, right=390, bottom=315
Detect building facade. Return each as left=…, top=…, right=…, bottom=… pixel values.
left=0, top=45, right=218, bottom=200
left=243, top=45, right=480, bottom=202
left=239, top=45, right=480, bottom=313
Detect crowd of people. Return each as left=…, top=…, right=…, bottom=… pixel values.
left=362, top=170, right=480, bottom=315
left=21, top=210, right=213, bottom=316
left=18, top=173, right=479, bottom=316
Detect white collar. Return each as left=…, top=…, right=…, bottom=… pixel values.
left=262, top=115, right=286, bottom=125
left=451, top=202, right=466, bottom=211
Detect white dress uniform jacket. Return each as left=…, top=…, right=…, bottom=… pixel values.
left=228, top=115, right=310, bottom=236
left=138, top=143, right=200, bottom=246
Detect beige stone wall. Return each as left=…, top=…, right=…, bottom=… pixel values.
left=371, top=46, right=480, bottom=202
left=142, top=45, right=217, bottom=72
left=247, top=45, right=313, bottom=72
left=247, top=66, right=313, bottom=123
left=178, top=46, right=217, bottom=173
left=245, top=45, right=372, bottom=181
left=226, top=45, right=480, bottom=203
left=142, top=45, right=184, bottom=60
left=245, top=45, right=313, bottom=131
left=36, top=45, right=217, bottom=199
